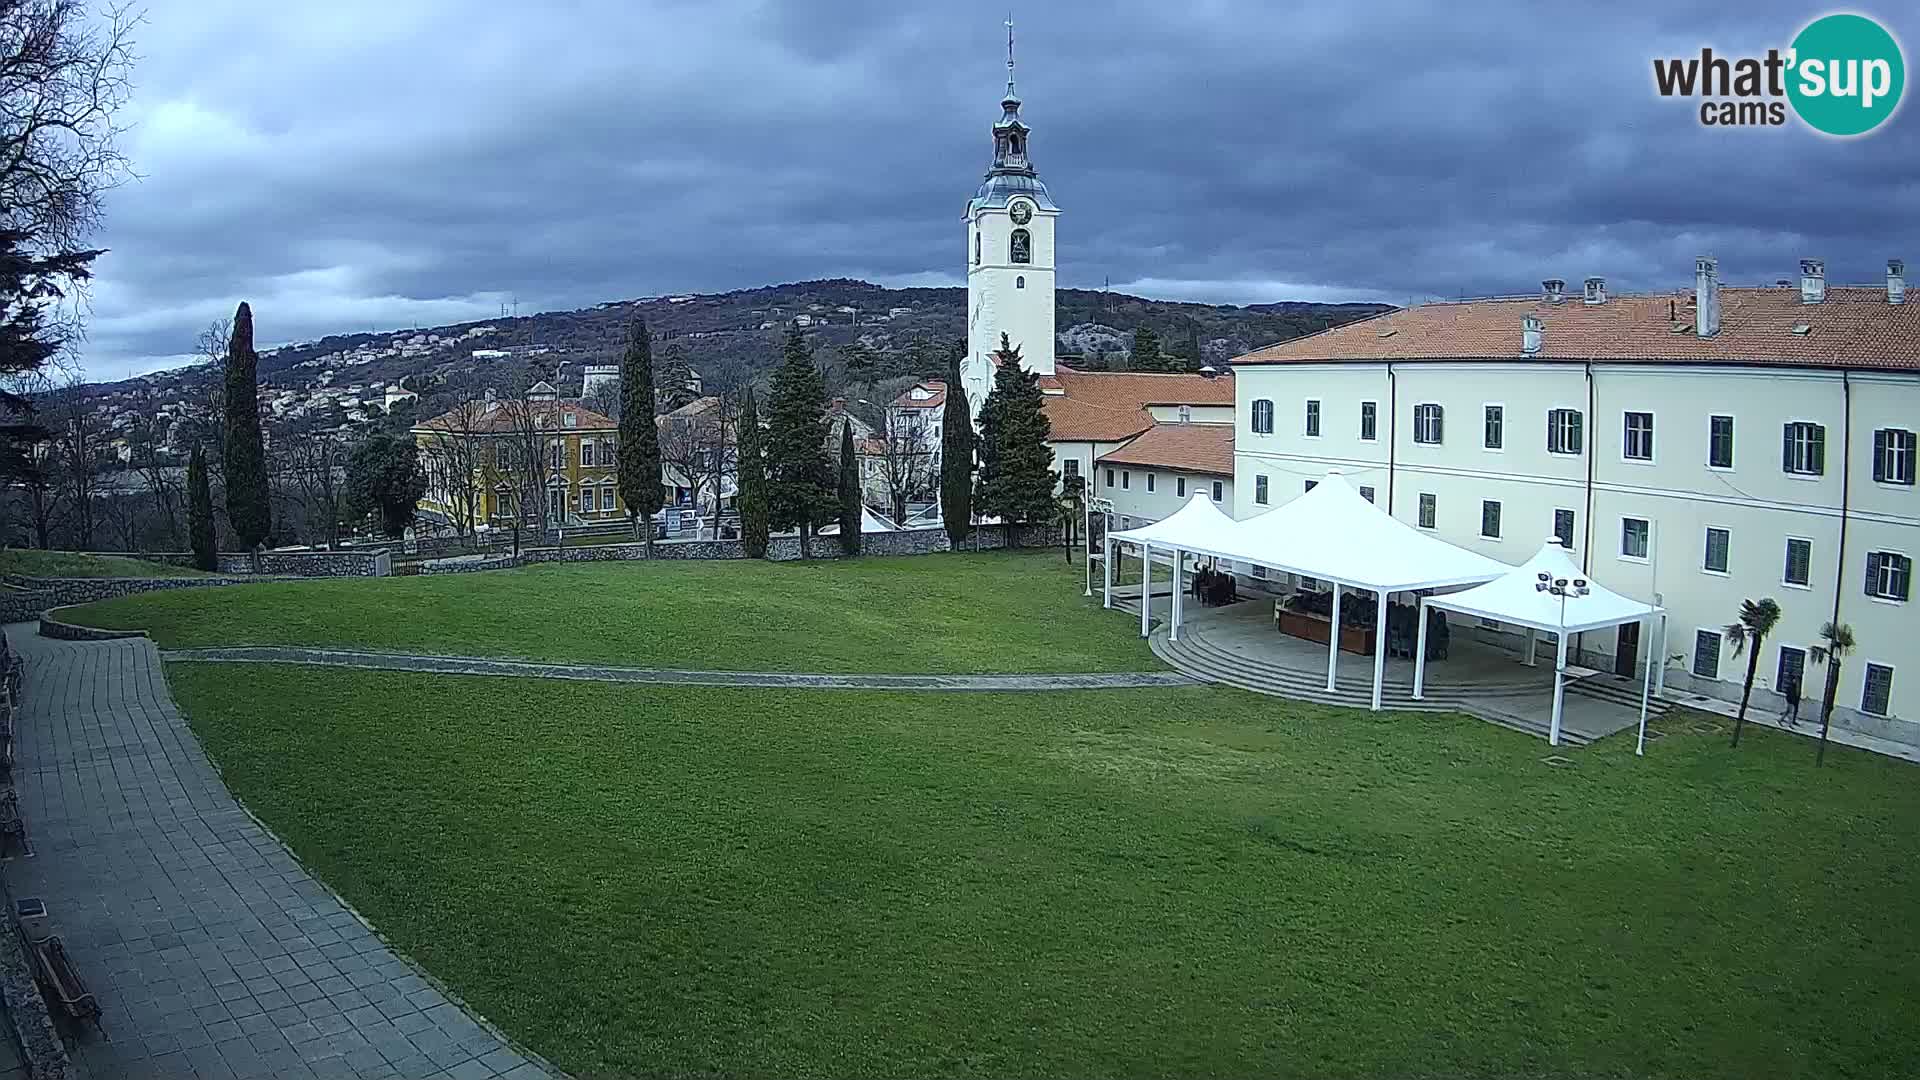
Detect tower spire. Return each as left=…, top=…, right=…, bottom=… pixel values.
left=1005, top=15, right=1016, bottom=97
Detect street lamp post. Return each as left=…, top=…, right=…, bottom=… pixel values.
left=1536, top=571, right=1590, bottom=747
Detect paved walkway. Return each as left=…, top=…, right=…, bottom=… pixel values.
left=4, top=627, right=557, bottom=1080
left=160, top=647, right=1198, bottom=691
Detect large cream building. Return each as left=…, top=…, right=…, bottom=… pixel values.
left=1228, top=259, right=1916, bottom=738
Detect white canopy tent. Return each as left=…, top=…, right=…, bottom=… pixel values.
left=1105, top=472, right=1509, bottom=711
left=1417, top=539, right=1666, bottom=749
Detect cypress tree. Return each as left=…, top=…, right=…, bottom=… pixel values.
left=222, top=302, right=271, bottom=562
left=975, top=333, right=1057, bottom=547
left=836, top=420, right=861, bottom=556
left=939, top=343, right=973, bottom=548
left=736, top=387, right=770, bottom=559
left=187, top=443, right=217, bottom=571
left=1129, top=326, right=1168, bottom=372
left=616, top=318, right=664, bottom=555
left=764, top=328, right=833, bottom=559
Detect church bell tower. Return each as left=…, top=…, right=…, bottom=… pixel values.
left=962, top=22, right=1057, bottom=417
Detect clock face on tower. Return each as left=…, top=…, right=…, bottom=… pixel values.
left=1009, top=200, right=1033, bottom=225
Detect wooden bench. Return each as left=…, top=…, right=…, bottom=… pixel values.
left=20, top=929, right=100, bottom=1028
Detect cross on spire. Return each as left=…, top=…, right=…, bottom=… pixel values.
left=1005, top=15, right=1016, bottom=96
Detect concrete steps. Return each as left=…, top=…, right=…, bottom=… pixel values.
left=1567, top=672, right=1673, bottom=720
left=1151, top=628, right=1597, bottom=747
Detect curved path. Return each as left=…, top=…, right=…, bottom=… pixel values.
left=5, top=628, right=558, bottom=1080
left=160, top=646, right=1198, bottom=691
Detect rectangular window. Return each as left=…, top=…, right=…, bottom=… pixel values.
left=1359, top=485, right=1375, bottom=504
left=1105, top=468, right=1115, bottom=488
left=1547, top=408, right=1584, bottom=455
left=1553, top=509, right=1576, bottom=549
left=1784, top=538, right=1812, bottom=587
left=601, top=486, right=616, bottom=511
left=1211, top=480, right=1223, bottom=501
left=1418, top=493, right=1436, bottom=529
left=1304, top=399, right=1321, bottom=437
left=1484, top=405, right=1504, bottom=449
left=1063, top=459, right=1080, bottom=480
left=1621, top=516, right=1650, bottom=559
left=1360, top=401, right=1377, bottom=441
left=1776, top=646, right=1806, bottom=695
left=1413, top=403, right=1444, bottom=444
left=1866, top=551, right=1912, bottom=601
left=1709, top=415, right=1735, bottom=469
left=579, top=488, right=593, bottom=514
left=1304, top=480, right=1318, bottom=493
left=1121, top=471, right=1130, bottom=490
left=1861, top=663, right=1894, bottom=717
left=1704, top=526, right=1730, bottom=573
left=1623, top=411, right=1655, bottom=461
left=1254, top=475, right=1269, bottom=505
left=1250, top=563, right=1268, bottom=580
left=580, top=442, right=594, bottom=468
left=1479, top=499, right=1502, bottom=538
left=1146, top=472, right=1155, bottom=493
left=1874, top=428, right=1917, bottom=485
left=1251, top=399, right=1274, bottom=434
left=1692, top=629, right=1722, bottom=679
left=1175, top=476, right=1186, bottom=497
left=1783, top=421, right=1825, bottom=476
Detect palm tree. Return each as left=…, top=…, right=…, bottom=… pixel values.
left=1055, top=474, right=1085, bottom=565
left=1725, top=598, right=1783, bottom=748
left=1808, top=621, right=1856, bottom=767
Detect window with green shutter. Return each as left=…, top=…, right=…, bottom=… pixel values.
left=1861, top=663, right=1893, bottom=717
left=1783, top=422, right=1825, bottom=476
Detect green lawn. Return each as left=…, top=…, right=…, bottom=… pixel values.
left=0, top=549, right=210, bottom=578
left=66, top=552, right=1149, bottom=673
left=167, top=664, right=1920, bottom=1080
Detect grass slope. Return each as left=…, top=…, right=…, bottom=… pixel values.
left=168, top=664, right=1920, bottom=1080
left=64, top=552, right=1145, bottom=673
left=0, top=549, right=210, bottom=578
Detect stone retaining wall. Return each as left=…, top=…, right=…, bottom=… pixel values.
left=417, top=524, right=1061, bottom=574
left=37, top=610, right=149, bottom=640
left=2, top=574, right=292, bottom=615
left=140, top=550, right=390, bottom=577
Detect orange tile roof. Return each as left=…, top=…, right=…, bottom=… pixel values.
left=415, top=399, right=618, bottom=435
left=1096, top=423, right=1235, bottom=476
left=1234, top=286, right=1920, bottom=371
left=890, top=380, right=947, bottom=410
left=1042, top=365, right=1236, bottom=442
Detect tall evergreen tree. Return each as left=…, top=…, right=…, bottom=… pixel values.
left=187, top=443, right=217, bottom=571
left=736, top=387, right=770, bottom=558
left=764, top=328, right=834, bottom=558
left=975, top=333, right=1057, bottom=547
left=222, top=302, right=272, bottom=562
left=617, top=318, right=664, bottom=555
left=939, top=344, right=973, bottom=548
left=1129, top=326, right=1165, bottom=372
left=836, top=420, right=861, bottom=556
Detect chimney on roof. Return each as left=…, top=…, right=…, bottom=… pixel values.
left=1521, top=314, right=1544, bottom=355
left=1582, top=277, right=1607, bottom=305
left=1889, top=259, right=1906, bottom=305
left=1543, top=278, right=1566, bottom=304
left=1695, top=256, right=1721, bottom=337
left=1799, top=258, right=1826, bottom=303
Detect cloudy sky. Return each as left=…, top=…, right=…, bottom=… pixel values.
left=80, top=0, right=1919, bottom=381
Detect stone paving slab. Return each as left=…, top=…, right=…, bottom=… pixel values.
left=3, top=627, right=558, bottom=1080
left=160, top=646, right=1198, bottom=691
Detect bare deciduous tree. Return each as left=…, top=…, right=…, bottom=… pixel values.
left=657, top=397, right=733, bottom=539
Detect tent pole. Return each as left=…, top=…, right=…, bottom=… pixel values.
left=1102, top=535, right=1114, bottom=609
left=1635, top=614, right=1654, bottom=757
left=1550, top=631, right=1569, bottom=747
left=1139, top=544, right=1152, bottom=638
left=1413, top=597, right=1430, bottom=700
left=1170, top=548, right=1184, bottom=643
left=1370, top=589, right=1388, bottom=711
left=1525, top=627, right=1538, bottom=666
left=1326, top=581, right=1342, bottom=691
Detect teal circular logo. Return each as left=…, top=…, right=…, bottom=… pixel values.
left=1788, top=14, right=1905, bottom=136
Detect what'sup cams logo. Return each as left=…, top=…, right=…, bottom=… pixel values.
left=1653, top=13, right=1905, bottom=135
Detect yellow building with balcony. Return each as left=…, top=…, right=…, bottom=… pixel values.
left=412, top=382, right=627, bottom=530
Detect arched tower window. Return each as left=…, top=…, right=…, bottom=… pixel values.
left=1010, top=228, right=1031, bottom=265
left=973, top=230, right=981, bottom=265
left=1016, top=276, right=1025, bottom=289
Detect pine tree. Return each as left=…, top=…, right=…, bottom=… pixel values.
left=1129, top=326, right=1179, bottom=372
left=187, top=443, right=217, bottom=571
left=836, top=420, right=862, bottom=556
left=617, top=318, right=664, bottom=555
left=736, top=387, right=770, bottom=558
left=764, top=328, right=833, bottom=558
left=939, top=343, right=973, bottom=548
left=222, top=302, right=272, bottom=563
left=975, top=333, right=1057, bottom=547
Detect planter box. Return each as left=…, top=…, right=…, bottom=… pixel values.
left=1276, top=608, right=1375, bottom=656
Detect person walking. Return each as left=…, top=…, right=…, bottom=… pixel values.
left=1781, top=669, right=1803, bottom=728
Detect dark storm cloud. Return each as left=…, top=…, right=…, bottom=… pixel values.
left=83, top=0, right=1920, bottom=379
